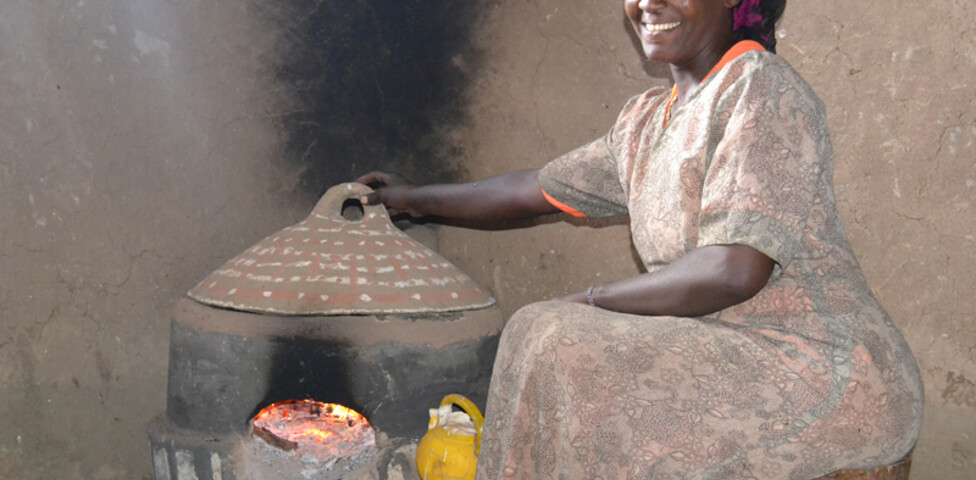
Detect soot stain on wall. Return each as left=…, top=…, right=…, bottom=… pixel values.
left=256, top=0, right=488, bottom=199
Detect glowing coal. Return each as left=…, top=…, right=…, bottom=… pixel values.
left=235, top=399, right=379, bottom=480
left=252, top=399, right=376, bottom=453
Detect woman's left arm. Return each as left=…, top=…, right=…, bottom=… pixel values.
left=561, top=244, right=774, bottom=317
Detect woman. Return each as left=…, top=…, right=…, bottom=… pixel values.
left=358, top=0, right=923, bottom=478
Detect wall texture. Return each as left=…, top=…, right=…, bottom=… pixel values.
left=783, top=2, right=976, bottom=476
left=0, top=2, right=303, bottom=478
left=0, top=0, right=973, bottom=479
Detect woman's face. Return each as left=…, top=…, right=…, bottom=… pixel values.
left=624, top=0, right=738, bottom=67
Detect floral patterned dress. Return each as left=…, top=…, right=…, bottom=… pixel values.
left=475, top=47, right=923, bottom=480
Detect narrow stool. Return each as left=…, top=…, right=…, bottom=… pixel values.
left=813, top=452, right=912, bottom=480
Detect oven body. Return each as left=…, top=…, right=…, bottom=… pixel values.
left=148, top=183, right=503, bottom=480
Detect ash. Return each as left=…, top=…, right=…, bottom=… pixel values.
left=234, top=434, right=380, bottom=480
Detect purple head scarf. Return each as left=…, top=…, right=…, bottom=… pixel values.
left=733, top=0, right=763, bottom=31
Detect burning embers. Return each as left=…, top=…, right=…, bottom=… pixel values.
left=253, top=400, right=376, bottom=453
left=235, top=400, right=379, bottom=480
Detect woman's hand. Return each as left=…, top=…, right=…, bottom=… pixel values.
left=355, top=171, right=420, bottom=217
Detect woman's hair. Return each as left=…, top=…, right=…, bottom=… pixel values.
left=732, top=0, right=787, bottom=53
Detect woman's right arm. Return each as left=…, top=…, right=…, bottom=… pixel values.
left=356, top=169, right=560, bottom=223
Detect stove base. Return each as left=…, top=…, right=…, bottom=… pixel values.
left=148, top=414, right=421, bottom=480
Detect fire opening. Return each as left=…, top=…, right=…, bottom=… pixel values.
left=251, top=399, right=376, bottom=455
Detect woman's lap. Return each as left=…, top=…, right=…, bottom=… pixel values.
left=476, top=301, right=917, bottom=480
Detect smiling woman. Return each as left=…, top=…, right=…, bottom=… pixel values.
left=624, top=0, right=739, bottom=72
left=357, top=0, right=923, bottom=478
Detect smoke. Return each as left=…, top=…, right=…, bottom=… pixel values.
left=256, top=0, right=488, bottom=199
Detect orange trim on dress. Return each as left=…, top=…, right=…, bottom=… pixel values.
left=664, top=40, right=766, bottom=127
left=541, top=189, right=587, bottom=218
left=542, top=41, right=767, bottom=217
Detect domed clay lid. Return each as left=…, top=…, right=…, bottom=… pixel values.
left=187, top=183, right=495, bottom=315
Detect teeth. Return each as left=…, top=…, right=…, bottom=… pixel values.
left=644, top=21, right=681, bottom=32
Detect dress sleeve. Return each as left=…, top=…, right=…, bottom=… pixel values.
left=536, top=94, right=649, bottom=219
left=537, top=135, right=628, bottom=218
left=697, top=69, right=830, bottom=274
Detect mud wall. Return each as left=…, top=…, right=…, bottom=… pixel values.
left=0, top=0, right=480, bottom=478
left=0, top=0, right=973, bottom=479
left=0, top=2, right=297, bottom=478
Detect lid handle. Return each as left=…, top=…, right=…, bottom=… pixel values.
left=313, top=182, right=390, bottom=226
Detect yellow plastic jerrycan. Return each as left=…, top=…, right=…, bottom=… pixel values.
left=415, top=394, right=484, bottom=480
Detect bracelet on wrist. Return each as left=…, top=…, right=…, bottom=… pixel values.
left=585, top=286, right=596, bottom=307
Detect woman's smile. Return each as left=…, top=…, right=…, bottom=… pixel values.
left=625, top=0, right=738, bottom=81
left=640, top=20, right=682, bottom=36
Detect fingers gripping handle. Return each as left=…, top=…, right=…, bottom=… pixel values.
left=313, top=182, right=390, bottom=226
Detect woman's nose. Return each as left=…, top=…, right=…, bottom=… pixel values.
left=637, top=0, right=666, bottom=12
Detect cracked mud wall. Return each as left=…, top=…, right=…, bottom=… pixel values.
left=1, top=0, right=973, bottom=479
left=781, top=3, right=976, bottom=477
left=0, top=2, right=306, bottom=478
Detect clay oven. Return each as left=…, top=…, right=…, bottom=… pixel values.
left=148, top=183, right=504, bottom=480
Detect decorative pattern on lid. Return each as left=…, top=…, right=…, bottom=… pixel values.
left=187, top=183, right=495, bottom=315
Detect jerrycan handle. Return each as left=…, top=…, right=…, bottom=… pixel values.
left=441, top=394, right=485, bottom=456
